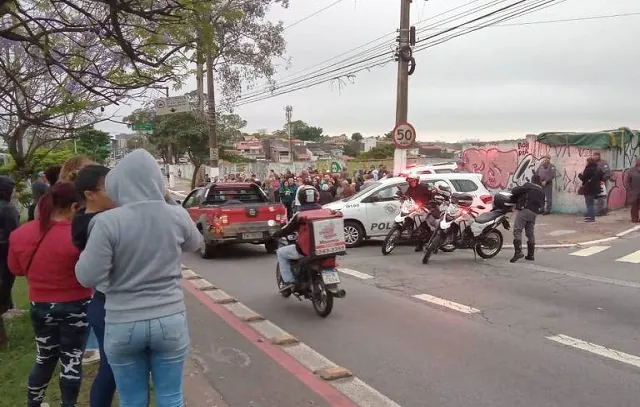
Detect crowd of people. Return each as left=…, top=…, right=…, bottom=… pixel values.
left=1, top=149, right=202, bottom=407
left=218, top=165, right=391, bottom=218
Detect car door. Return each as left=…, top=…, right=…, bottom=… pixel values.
left=362, top=182, right=408, bottom=236
left=182, top=188, right=207, bottom=222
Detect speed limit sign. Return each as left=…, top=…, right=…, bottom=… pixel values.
left=392, top=122, right=416, bottom=149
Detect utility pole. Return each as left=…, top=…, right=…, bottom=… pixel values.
left=394, top=0, right=413, bottom=175
left=206, top=50, right=218, bottom=168
left=285, top=105, right=293, bottom=163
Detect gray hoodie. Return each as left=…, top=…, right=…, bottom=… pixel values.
left=75, top=149, right=203, bottom=323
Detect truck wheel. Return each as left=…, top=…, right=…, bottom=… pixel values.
left=200, top=243, right=217, bottom=259
left=344, top=221, right=364, bottom=248
left=265, top=239, right=278, bottom=254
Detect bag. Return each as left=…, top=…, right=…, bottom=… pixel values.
left=577, top=185, right=585, bottom=196
left=25, top=228, right=51, bottom=276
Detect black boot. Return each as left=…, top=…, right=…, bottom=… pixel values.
left=510, top=240, right=524, bottom=263
left=525, top=242, right=535, bottom=261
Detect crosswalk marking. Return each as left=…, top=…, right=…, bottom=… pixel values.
left=413, top=294, right=480, bottom=314
left=569, top=246, right=610, bottom=257
left=547, top=334, right=640, bottom=369
left=615, top=250, right=640, bottom=264
left=338, top=268, right=374, bottom=280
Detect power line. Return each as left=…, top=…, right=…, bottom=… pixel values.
left=236, top=0, right=566, bottom=106
left=283, top=0, right=347, bottom=31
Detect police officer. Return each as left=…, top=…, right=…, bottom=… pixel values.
left=534, top=155, right=557, bottom=214
left=510, top=174, right=545, bottom=263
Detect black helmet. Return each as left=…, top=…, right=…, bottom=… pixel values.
left=298, top=186, right=319, bottom=205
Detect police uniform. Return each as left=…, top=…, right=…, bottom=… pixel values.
left=510, top=181, right=545, bottom=263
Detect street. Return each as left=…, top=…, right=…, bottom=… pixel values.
left=182, top=232, right=640, bottom=407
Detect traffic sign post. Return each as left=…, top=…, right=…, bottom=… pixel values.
left=392, top=122, right=416, bottom=149
left=155, top=96, right=190, bottom=115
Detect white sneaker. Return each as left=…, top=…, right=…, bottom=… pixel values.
left=82, top=350, right=101, bottom=364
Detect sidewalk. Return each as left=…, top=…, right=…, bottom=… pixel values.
left=167, top=177, right=193, bottom=197
left=503, top=209, right=640, bottom=248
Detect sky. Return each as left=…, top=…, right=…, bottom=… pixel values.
left=96, top=0, right=640, bottom=142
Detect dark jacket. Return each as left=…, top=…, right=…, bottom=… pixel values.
left=511, top=182, right=545, bottom=213
left=319, top=190, right=334, bottom=206
left=578, top=163, right=602, bottom=196
left=71, top=208, right=101, bottom=251
left=0, top=176, right=19, bottom=260
left=405, top=183, right=433, bottom=205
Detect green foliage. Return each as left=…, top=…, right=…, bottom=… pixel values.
left=351, top=133, right=363, bottom=142
left=343, top=140, right=363, bottom=157
left=357, top=144, right=395, bottom=160
left=289, top=120, right=323, bottom=141
left=76, top=128, right=111, bottom=164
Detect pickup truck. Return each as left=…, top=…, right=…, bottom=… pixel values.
left=181, top=182, right=288, bottom=258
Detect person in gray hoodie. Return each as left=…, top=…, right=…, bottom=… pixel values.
left=75, top=149, right=203, bottom=407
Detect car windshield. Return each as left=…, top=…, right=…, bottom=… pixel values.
left=343, top=181, right=383, bottom=202
left=203, top=185, right=267, bottom=205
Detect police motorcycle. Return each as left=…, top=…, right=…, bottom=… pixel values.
left=381, top=188, right=452, bottom=255
left=275, top=209, right=347, bottom=318
left=422, top=185, right=514, bottom=265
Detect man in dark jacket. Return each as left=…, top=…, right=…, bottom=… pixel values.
left=0, top=176, right=20, bottom=315
left=28, top=171, right=49, bottom=221
left=273, top=188, right=322, bottom=292
left=510, top=174, right=545, bottom=263
left=592, top=152, right=611, bottom=215
left=579, top=158, right=603, bottom=222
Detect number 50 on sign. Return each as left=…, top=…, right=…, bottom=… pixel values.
left=392, top=122, right=416, bottom=149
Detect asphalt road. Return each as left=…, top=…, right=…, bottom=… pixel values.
left=182, top=233, right=640, bottom=407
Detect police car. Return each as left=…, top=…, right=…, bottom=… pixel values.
left=324, top=173, right=492, bottom=247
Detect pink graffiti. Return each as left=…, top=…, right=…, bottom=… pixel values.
left=607, top=170, right=629, bottom=210
left=463, top=148, right=518, bottom=189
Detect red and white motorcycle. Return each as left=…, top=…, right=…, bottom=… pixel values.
left=422, top=186, right=513, bottom=264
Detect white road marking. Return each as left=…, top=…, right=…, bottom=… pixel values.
left=547, top=334, right=640, bottom=369
left=338, top=268, right=374, bottom=280
left=616, top=250, right=640, bottom=264
left=548, top=229, right=576, bottom=237
left=570, top=246, right=610, bottom=257
left=412, top=293, right=480, bottom=314
left=517, top=263, right=640, bottom=289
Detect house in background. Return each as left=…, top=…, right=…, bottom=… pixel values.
left=234, top=139, right=265, bottom=160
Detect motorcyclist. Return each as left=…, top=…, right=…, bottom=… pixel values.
left=400, top=175, right=435, bottom=252
left=272, top=187, right=322, bottom=292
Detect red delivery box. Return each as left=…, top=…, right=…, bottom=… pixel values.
left=296, top=209, right=347, bottom=257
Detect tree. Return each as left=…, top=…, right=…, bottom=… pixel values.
left=289, top=120, right=323, bottom=142
left=76, top=128, right=111, bottom=164
left=384, top=131, right=393, bottom=140
left=357, top=144, right=395, bottom=160
left=0, top=0, right=211, bottom=102
left=343, top=140, right=362, bottom=158
left=351, top=133, right=363, bottom=142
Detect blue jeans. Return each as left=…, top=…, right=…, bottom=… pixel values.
left=277, top=244, right=302, bottom=284
left=105, top=312, right=190, bottom=407
left=87, top=294, right=116, bottom=407
left=585, top=195, right=596, bottom=220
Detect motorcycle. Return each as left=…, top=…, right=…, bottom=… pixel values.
left=276, top=233, right=346, bottom=317
left=422, top=191, right=514, bottom=264
left=381, top=197, right=431, bottom=255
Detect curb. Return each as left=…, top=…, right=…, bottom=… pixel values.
left=181, top=267, right=401, bottom=407
left=503, top=224, right=640, bottom=249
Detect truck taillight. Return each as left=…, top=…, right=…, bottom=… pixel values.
left=276, top=214, right=287, bottom=224
left=220, top=215, right=228, bottom=224
left=480, top=195, right=493, bottom=204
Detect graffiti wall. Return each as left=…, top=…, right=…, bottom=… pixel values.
left=462, top=132, right=640, bottom=214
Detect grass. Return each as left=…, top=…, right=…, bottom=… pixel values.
left=0, top=278, right=99, bottom=407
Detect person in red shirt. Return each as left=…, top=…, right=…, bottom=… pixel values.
left=9, top=181, right=91, bottom=407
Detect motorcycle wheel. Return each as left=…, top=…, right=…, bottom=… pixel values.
left=440, top=244, right=456, bottom=253
left=276, top=265, right=292, bottom=298
left=475, top=229, right=504, bottom=259
left=381, top=226, right=402, bottom=255
left=311, top=279, right=334, bottom=318
left=422, top=233, right=442, bottom=264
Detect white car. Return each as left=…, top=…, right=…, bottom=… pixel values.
left=324, top=173, right=493, bottom=247
left=400, top=162, right=458, bottom=176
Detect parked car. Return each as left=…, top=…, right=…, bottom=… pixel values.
left=323, top=173, right=492, bottom=247
left=181, top=182, right=287, bottom=258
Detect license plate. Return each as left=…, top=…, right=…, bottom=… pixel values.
left=242, top=232, right=263, bottom=240
left=322, top=270, right=340, bottom=285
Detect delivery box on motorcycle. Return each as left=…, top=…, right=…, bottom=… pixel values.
left=297, top=209, right=347, bottom=257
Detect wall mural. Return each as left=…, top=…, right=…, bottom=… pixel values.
left=462, top=133, right=640, bottom=212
